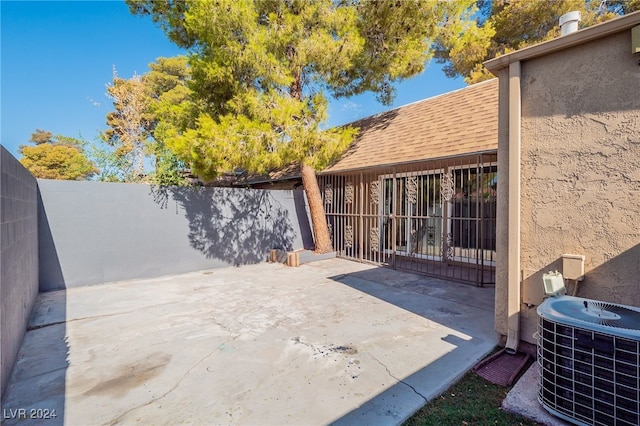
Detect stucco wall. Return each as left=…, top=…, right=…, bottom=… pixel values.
left=38, top=180, right=314, bottom=291
left=0, top=146, right=39, bottom=401
left=517, top=30, right=640, bottom=343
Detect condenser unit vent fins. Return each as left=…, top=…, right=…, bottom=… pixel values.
left=538, top=316, right=640, bottom=425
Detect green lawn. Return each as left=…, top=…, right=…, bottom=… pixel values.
left=403, top=369, right=541, bottom=426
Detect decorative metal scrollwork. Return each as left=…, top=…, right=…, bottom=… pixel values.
left=448, top=233, right=455, bottom=259
left=324, top=183, right=333, bottom=205
left=345, top=225, right=353, bottom=248
left=370, top=227, right=380, bottom=252
left=440, top=173, right=455, bottom=203
left=370, top=181, right=380, bottom=205
left=426, top=225, right=436, bottom=247
left=442, top=232, right=454, bottom=260
left=345, top=182, right=354, bottom=205
left=406, top=176, right=418, bottom=204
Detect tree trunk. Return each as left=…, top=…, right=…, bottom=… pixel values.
left=289, top=55, right=331, bottom=253
left=300, top=163, right=333, bottom=254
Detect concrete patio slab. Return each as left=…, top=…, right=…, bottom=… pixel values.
left=502, top=364, right=570, bottom=426
left=2, top=258, right=497, bottom=425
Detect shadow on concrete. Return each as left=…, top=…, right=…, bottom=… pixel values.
left=1, top=291, right=68, bottom=426
left=327, top=266, right=498, bottom=424
left=150, top=186, right=299, bottom=266
left=332, top=266, right=496, bottom=312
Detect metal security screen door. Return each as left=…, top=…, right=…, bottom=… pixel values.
left=381, top=172, right=443, bottom=261
left=319, top=155, right=497, bottom=286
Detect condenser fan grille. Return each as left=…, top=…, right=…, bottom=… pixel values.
left=538, top=317, right=640, bottom=425
left=584, top=301, right=640, bottom=329
left=547, top=299, right=640, bottom=330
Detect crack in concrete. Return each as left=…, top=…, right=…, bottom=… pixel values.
left=28, top=301, right=182, bottom=331
left=107, top=343, right=225, bottom=425
left=27, top=310, right=136, bottom=331
left=369, top=353, right=428, bottom=404
left=27, top=320, right=67, bottom=331
left=211, top=318, right=240, bottom=337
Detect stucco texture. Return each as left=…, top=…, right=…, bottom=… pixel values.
left=518, top=31, right=640, bottom=342
left=494, top=71, right=511, bottom=339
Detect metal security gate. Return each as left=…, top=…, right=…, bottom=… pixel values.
left=319, top=154, right=497, bottom=286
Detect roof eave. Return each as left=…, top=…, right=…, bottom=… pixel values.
left=319, top=149, right=498, bottom=175
left=484, top=11, right=640, bottom=75
left=235, top=174, right=302, bottom=186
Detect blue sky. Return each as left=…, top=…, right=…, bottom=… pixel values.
left=1, top=0, right=466, bottom=159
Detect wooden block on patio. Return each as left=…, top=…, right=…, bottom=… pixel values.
left=286, top=251, right=300, bottom=267
left=269, top=249, right=288, bottom=263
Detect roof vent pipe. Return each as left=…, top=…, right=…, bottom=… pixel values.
left=560, top=11, right=581, bottom=36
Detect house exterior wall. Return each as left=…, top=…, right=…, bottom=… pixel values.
left=516, top=30, right=640, bottom=343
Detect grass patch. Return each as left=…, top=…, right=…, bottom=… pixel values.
left=403, top=369, right=540, bottom=426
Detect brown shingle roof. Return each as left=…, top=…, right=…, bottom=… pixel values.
left=321, top=79, right=498, bottom=173
left=238, top=163, right=301, bottom=185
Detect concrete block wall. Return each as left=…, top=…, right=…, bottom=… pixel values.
left=0, top=146, right=39, bottom=401
left=38, top=180, right=314, bottom=291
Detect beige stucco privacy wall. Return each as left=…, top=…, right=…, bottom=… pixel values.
left=486, top=12, right=640, bottom=345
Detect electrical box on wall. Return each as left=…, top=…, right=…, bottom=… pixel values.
left=562, top=254, right=585, bottom=281
left=522, top=269, right=546, bottom=306
left=633, top=25, right=640, bottom=54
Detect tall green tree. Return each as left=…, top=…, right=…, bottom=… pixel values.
left=19, top=129, right=97, bottom=180
left=435, top=0, right=640, bottom=84
left=127, top=0, right=479, bottom=253
left=145, top=56, right=193, bottom=186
